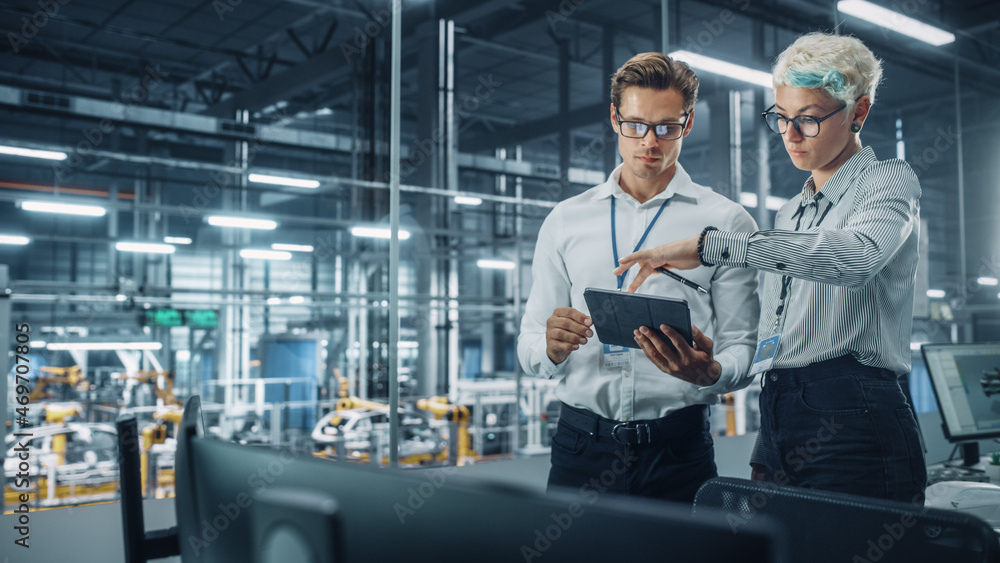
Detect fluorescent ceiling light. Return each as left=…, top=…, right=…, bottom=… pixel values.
left=477, top=259, right=516, bottom=270
left=0, top=145, right=67, bottom=161
left=21, top=200, right=106, bottom=216
left=978, top=277, right=999, bottom=286
left=207, top=216, right=277, bottom=230
left=271, top=243, right=314, bottom=252
left=926, top=289, right=946, bottom=299
left=47, top=342, right=162, bottom=351
left=454, top=196, right=483, bottom=206
left=0, top=235, right=30, bottom=245
left=248, top=173, right=320, bottom=189
left=838, top=0, right=955, bottom=46
left=116, top=242, right=176, bottom=254
left=909, top=342, right=923, bottom=351
left=29, top=340, right=46, bottom=348
left=266, top=297, right=282, bottom=305
left=240, top=249, right=292, bottom=260
left=164, top=236, right=192, bottom=245
left=669, top=51, right=772, bottom=88
left=288, top=296, right=305, bottom=304
left=398, top=341, right=419, bottom=348
left=350, top=226, right=411, bottom=240
left=116, top=294, right=127, bottom=301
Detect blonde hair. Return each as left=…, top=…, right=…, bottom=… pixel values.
left=772, top=33, right=883, bottom=111
left=610, top=52, right=699, bottom=112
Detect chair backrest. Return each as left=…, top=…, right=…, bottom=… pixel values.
left=693, top=477, right=1000, bottom=563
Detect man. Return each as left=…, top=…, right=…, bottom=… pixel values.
left=517, top=52, right=760, bottom=503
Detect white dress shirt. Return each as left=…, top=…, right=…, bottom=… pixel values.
left=700, top=146, right=921, bottom=375
left=517, top=163, right=760, bottom=421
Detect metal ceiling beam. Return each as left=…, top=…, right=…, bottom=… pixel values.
left=203, top=49, right=349, bottom=118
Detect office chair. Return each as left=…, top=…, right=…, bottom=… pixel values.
left=693, top=477, right=1000, bottom=563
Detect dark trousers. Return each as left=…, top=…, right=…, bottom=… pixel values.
left=546, top=402, right=717, bottom=504
left=757, top=355, right=927, bottom=504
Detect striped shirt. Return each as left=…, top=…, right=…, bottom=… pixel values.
left=700, top=146, right=921, bottom=376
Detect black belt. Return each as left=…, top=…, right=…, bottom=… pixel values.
left=557, top=402, right=709, bottom=446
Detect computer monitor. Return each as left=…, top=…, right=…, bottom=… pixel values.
left=921, top=342, right=1000, bottom=466
left=172, top=397, right=782, bottom=562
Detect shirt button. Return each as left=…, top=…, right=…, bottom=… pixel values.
left=769, top=373, right=778, bottom=382
left=721, top=248, right=730, bottom=260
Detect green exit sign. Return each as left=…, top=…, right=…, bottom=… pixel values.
left=144, top=309, right=218, bottom=328
left=184, top=309, right=218, bottom=328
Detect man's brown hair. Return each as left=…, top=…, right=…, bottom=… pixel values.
left=610, top=52, right=699, bottom=112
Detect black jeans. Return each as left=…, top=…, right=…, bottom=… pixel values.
left=546, top=403, right=717, bottom=504
left=757, top=355, right=927, bottom=503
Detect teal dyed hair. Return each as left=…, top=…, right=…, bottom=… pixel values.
left=785, top=68, right=847, bottom=99
left=772, top=33, right=883, bottom=109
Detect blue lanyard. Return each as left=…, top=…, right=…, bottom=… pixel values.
left=611, top=195, right=671, bottom=290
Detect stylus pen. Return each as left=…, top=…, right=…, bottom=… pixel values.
left=656, top=266, right=709, bottom=294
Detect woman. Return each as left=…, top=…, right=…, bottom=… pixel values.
left=613, top=32, right=925, bottom=503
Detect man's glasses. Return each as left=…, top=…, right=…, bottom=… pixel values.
left=614, top=105, right=689, bottom=140
left=761, top=103, right=846, bottom=138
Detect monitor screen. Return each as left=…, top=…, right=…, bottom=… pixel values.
left=173, top=397, right=782, bottom=563
left=921, top=342, right=1000, bottom=442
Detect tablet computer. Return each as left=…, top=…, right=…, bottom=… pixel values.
left=583, top=288, right=693, bottom=349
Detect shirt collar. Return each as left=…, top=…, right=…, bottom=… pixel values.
left=799, top=146, right=877, bottom=207
left=591, top=162, right=702, bottom=204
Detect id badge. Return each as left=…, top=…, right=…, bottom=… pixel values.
left=749, top=334, right=781, bottom=375
left=603, top=343, right=631, bottom=369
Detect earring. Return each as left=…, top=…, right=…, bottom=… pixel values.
left=850, top=123, right=862, bottom=133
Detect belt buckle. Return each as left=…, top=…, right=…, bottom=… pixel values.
left=612, top=422, right=651, bottom=445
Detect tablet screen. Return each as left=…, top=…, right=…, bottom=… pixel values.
left=583, top=288, right=693, bottom=349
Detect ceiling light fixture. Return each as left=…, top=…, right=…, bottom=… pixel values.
left=977, top=277, right=998, bottom=286
left=454, top=196, right=483, bottom=206
left=837, top=0, right=955, bottom=46
left=207, top=216, right=277, bottom=230
left=248, top=173, right=320, bottom=189
left=240, top=249, right=292, bottom=260
left=271, top=243, right=314, bottom=252
left=116, top=242, right=176, bottom=254
left=21, top=200, right=106, bottom=216
left=669, top=51, right=772, bottom=88
left=350, top=226, right=411, bottom=240
left=0, top=235, right=30, bottom=245
left=477, top=259, right=516, bottom=270
left=0, top=145, right=68, bottom=161
left=47, top=342, right=163, bottom=351
left=164, top=236, right=192, bottom=245
left=926, top=289, right=946, bottom=299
